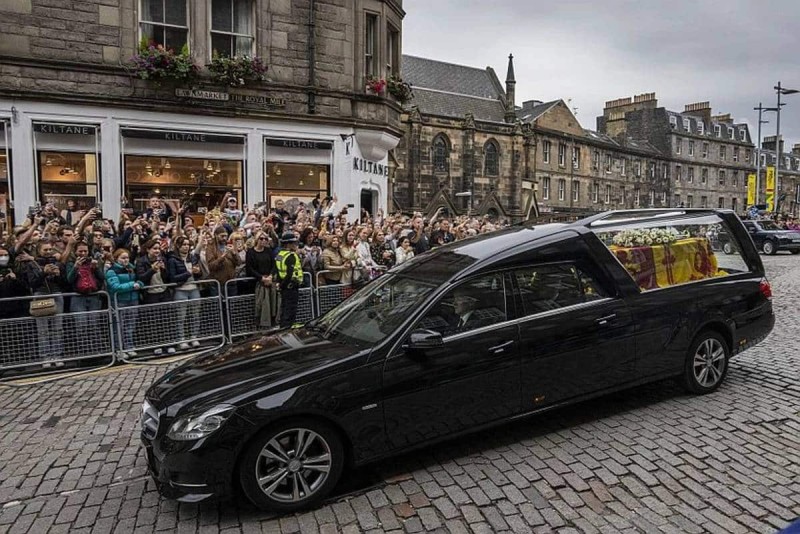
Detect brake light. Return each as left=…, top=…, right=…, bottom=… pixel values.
left=759, top=279, right=772, bottom=300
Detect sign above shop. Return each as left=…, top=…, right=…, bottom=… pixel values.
left=264, top=138, right=333, bottom=150
left=353, top=156, right=390, bottom=177
left=33, top=123, right=96, bottom=135
left=120, top=128, right=245, bottom=145
left=174, top=89, right=286, bottom=109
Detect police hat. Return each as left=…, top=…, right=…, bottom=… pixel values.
left=280, top=232, right=298, bottom=244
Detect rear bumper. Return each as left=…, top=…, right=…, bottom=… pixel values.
left=732, top=303, right=775, bottom=356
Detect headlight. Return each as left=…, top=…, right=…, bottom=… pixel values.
left=167, top=404, right=236, bottom=441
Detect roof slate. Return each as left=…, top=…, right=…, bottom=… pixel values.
left=407, top=88, right=507, bottom=123
left=402, top=55, right=505, bottom=100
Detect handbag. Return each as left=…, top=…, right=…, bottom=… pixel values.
left=30, top=297, right=58, bottom=317
left=29, top=272, right=58, bottom=317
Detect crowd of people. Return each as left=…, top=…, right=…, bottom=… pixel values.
left=0, top=193, right=509, bottom=363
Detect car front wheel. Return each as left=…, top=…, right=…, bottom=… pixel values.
left=682, top=331, right=729, bottom=394
left=762, top=240, right=777, bottom=255
left=722, top=242, right=733, bottom=255
left=239, top=418, right=345, bottom=512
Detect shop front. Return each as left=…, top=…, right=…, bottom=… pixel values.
left=121, top=128, right=246, bottom=224
left=264, top=138, right=332, bottom=212
left=0, top=120, right=10, bottom=230
left=33, top=122, right=101, bottom=219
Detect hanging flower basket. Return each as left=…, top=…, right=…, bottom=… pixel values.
left=207, top=53, right=268, bottom=87
left=366, top=76, right=387, bottom=96
left=130, top=38, right=199, bottom=84
left=387, top=75, right=413, bottom=104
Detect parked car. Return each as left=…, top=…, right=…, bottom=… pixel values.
left=141, top=209, right=774, bottom=512
left=721, top=219, right=800, bottom=255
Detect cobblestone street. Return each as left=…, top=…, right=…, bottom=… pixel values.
left=0, top=255, right=798, bottom=534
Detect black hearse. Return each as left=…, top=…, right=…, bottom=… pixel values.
left=142, top=209, right=774, bottom=511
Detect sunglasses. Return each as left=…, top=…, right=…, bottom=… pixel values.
left=102, top=247, right=112, bottom=251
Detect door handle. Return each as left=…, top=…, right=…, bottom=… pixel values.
left=489, top=340, right=514, bottom=354
left=595, top=314, right=617, bottom=326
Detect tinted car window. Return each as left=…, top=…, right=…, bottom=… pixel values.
left=416, top=273, right=506, bottom=337
left=593, top=213, right=750, bottom=291
left=513, top=264, right=607, bottom=316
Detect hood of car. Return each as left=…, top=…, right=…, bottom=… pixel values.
left=145, top=329, right=365, bottom=414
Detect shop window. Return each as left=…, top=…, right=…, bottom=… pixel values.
left=0, top=121, right=10, bottom=229
left=140, top=0, right=188, bottom=51
left=211, top=0, right=254, bottom=57
left=38, top=152, right=100, bottom=213
left=266, top=162, right=329, bottom=210
left=125, top=156, right=243, bottom=218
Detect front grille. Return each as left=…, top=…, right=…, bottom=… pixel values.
left=141, top=400, right=159, bottom=440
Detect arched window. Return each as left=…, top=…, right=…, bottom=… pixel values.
left=484, top=141, right=499, bottom=176
left=432, top=134, right=449, bottom=172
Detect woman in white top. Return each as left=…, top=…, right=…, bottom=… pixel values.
left=395, top=236, right=415, bottom=265
left=355, top=227, right=379, bottom=280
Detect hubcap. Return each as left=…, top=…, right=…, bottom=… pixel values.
left=255, top=428, right=332, bottom=503
left=692, top=338, right=725, bottom=388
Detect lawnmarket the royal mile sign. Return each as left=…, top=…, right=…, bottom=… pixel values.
left=175, top=88, right=286, bottom=109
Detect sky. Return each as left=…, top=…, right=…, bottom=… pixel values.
left=402, top=0, right=800, bottom=150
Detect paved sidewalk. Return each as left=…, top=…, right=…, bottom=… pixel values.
left=0, top=255, right=798, bottom=534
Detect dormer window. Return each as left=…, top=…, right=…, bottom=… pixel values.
left=683, top=118, right=690, bottom=131
left=697, top=122, right=705, bottom=135
left=728, top=127, right=734, bottom=138
left=670, top=116, right=677, bottom=129
left=714, top=125, right=721, bottom=137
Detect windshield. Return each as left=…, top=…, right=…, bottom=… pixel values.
left=759, top=221, right=781, bottom=231
left=309, top=275, right=439, bottom=347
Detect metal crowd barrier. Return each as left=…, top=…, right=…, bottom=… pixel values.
left=113, top=280, right=225, bottom=362
left=0, top=291, right=115, bottom=372
left=225, top=273, right=314, bottom=341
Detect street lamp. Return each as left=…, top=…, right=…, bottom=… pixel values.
left=753, top=103, right=777, bottom=205
left=773, top=82, right=799, bottom=212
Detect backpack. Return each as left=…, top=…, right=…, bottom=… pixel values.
left=75, top=263, right=99, bottom=294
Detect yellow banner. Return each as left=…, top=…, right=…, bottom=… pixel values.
left=747, top=174, right=756, bottom=206
left=766, top=166, right=775, bottom=211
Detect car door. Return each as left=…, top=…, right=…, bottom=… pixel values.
left=381, top=272, right=520, bottom=451
left=512, top=263, right=636, bottom=409
left=743, top=221, right=763, bottom=248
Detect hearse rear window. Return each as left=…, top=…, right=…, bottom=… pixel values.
left=592, top=214, right=750, bottom=291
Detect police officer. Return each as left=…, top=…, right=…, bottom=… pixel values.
left=275, top=232, right=303, bottom=328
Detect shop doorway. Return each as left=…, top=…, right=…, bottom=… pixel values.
left=360, top=189, right=377, bottom=219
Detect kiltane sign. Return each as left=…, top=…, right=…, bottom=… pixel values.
left=264, top=138, right=333, bottom=150
left=33, top=123, right=96, bottom=135
left=120, top=128, right=245, bottom=145
left=353, top=157, right=390, bottom=177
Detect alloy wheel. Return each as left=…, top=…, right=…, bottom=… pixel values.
left=692, top=338, right=726, bottom=388
left=763, top=241, right=775, bottom=255
left=255, top=428, right=332, bottom=503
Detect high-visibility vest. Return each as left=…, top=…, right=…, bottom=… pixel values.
left=275, top=250, right=303, bottom=285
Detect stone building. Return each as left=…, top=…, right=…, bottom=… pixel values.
left=598, top=96, right=754, bottom=212
left=0, top=0, right=405, bottom=225
left=393, top=55, right=671, bottom=221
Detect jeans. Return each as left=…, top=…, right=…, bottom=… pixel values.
left=34, top=293, right=64, bottom=361
left=174, top=289, right=201, bottom=342
left=70, top=295, right=104, bottom=347
left=116, top=300, right=138, bottom=351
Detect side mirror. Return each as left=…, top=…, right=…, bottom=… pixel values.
left=403, top=329, right=444, bottom=350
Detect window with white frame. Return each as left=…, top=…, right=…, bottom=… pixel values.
left=760, top=153, right=766, bottom=166
left=728, top=127, right=734, bottom=138
left=674, top=194, right=680, bottom=207
left=572, top=147, right=580, bottom=169
left=733, top=146, right=739, bottom=162
left=648, top=161, right=655, bottom=179
left=662, top=164, right=667, bottom=180
left=714, top=125, right=721, bottom=137
left=720, top=145, right=726, bottom=161
left=365, top=12, right=378, bottom=78
left=558, top=143, right=566, bottom=166
left=542, top=141, right=551, bottom=163
left=670, top=116, right=677, bottom=128
left=675, top=138, right=682, bottom=154
left=785, top=156, right=791, bottom=169
left=210, top=0, right=254, bottom=57
left=698, top=122, right=705, bottom=135
left=702, top=142, right=709, bottom=158
left=620, top=186, right=626, bottom=204
left=718, top=197, right=725, bottom=208
left=592, top=182, right=599, bottom=202
left=387, top=24, right=400, bottom=76
left=592, top=150, right=599, bottom=170
left=745, top=149, right=751, bottom=163
left=620, top=157, right=626, bottom=176
left=140, top=0, right=188, bottom=51
left=701, top=168, right=708, bottom=184
left=604, top=153, right=612, bottom=173
left=649, top=190, right=655, bottom=206
left=572, top=180, right=579, bottom=201
left=718, top=169, right=725, bottom=186
left=739, top=128, right=746, bottom=141
left=688, top=140, right=695, bottom=156
left=688, top=167, right=694, bottom=183
left=676, top=165, right=682, bottom=182
left=701, top=196, right=708, bottom=208
left=635, top=160, right=641, bottom=177
left=605, top=184, right=611, bottom=203
left=683, top=118, right=690, bottom=131
left=542, top=177, right=550, bottom=200
left=732, top=171, right=739, bottom=187
left=558, top=179, right=566, bottom=200
left=687, top=195, right=693, bottom=208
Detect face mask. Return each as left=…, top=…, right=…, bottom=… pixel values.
left=0, top=256, right=9, bottom=267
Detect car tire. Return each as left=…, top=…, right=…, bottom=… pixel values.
left=722, top=242, right=733, bottom=255
left=238, top=418, right=345, bottom=512
left=681, top=331, right=729, bottom=395
left=762, top=240, right=777, bottom=255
